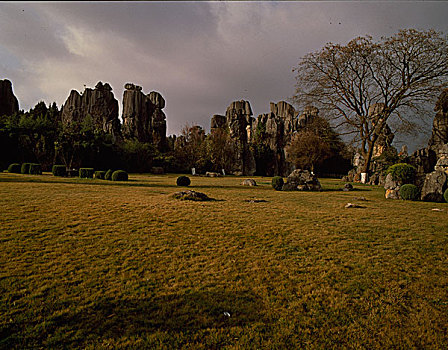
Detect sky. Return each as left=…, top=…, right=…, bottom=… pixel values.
left=1, top=1, right=448, bottom=149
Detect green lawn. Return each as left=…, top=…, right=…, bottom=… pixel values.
left=0, top=172, right=447, bottom=349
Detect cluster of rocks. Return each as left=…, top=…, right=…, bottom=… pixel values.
left=60, top=82, right=167, bottom=151
left=0, top=79, right=19, bottom=117
left=210, top=100, right=321, bottom=176
left=282, top=169, right=321, bottom=191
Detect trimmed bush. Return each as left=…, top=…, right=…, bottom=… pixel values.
left=79, top=168, right=94, bottom=179
left=105, top=169, right=113, bottom=181
left=176, top=176, right=191, bottom=186
left=272, top=176, right=284, bottom=191
left=386, top=163, right=416, bottom=184
left=29, top=163, right=42, bottom=175
left=399, top=184, right=420, bottom=201
left=94, top=171, right=106, bottom=180
left=111, top=170, right=128, bottom=181
left=21, top=163, right=32, bottom=174
left=444, top=188, right=448, bottom=203
left=8, top=163, right=21, bottom=173
left=52, top=165, right=67, bottom=177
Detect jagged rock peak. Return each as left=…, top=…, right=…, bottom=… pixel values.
left=210, top=114, right=227, bottom=129
left=270, top=101, right=296, bottom=120
left=0, top=79, right=19, bottom=116
left=429, top=88, right=448, bottom=150
left=124, top=83, right=142, bottom=91
left=226, top=100, right=252, bottom=117
left=61, top=81, right=121, bottom=140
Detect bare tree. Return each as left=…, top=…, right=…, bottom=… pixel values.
left=293, top=29, right=448, bottom=172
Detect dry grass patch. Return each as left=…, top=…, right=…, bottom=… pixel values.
left=0, top=172, right=447, bottom=349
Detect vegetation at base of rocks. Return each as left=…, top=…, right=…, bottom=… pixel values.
left=272, top=176, right=284, bottom=191
left=79, top=168, right=94, bottom=179
left=386, top=163, right=417, bottom=184
left=176, top=175, right=191, bottom=186
left=444, top=188, right=448, bottom=203
left=111, top=170, right=128, bottom=181
left=0, top=173, right=447, bottom=349
left=7, top=163, right=21, bottom=173
left=21, top=162, right=32, bottom=174
left=52, top=165, right=66, bottom=177
left=399, top=184, right=420, bottom=201
left=94, top=170, right=106, bottom=180
left=29, top=163, right=42, bottom=175
left=105, top=169, right=113, bottom=181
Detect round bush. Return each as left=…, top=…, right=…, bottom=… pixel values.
left=52, top=165, right=67, bottom=177
left=444, top=188, right=448, bottom=203
left=21, top=163, right=32, bottom=174
left=386, top=163, right=416, bottom=184
left=94, top=170, right=106, bottom=180
left=399, top=184, right=420, bottom=201
left=79, top=168, right=94, bottom=179
left=272, top=176, right=284, bottom=191
left=105, top=169, right=113, bottom=181
left=176, top=176, right=191, bottom=186
left=29, top=163, right=42, bottom=175
left=111, top=170, right=128, bottom=181
left=8, top=163, right=21, bottom=173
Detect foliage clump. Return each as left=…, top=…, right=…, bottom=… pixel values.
left=105, top=169, right=113, bottom=181
left=272, top=176, right=284, bottom=191
left=111, top=170, right=128, bottom=181
left=444, top=188, right=448, bottom=203
left=399, top=184, right=420, bottom=201
left=21, top=163, right=31, bottom=174
left=94, top=171, right=106, bottom=180
left=29, top=163, right=41, bottom=175
left=176, top=176, right=191, bottom=186
left=79, top=168, right=94, bottom=179
left=52, top=165, right=66, bottom=177
left=386, top=163, right=416, bottom=185
left=8, top=163, right=21, bottom=173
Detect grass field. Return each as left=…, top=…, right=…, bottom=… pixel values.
left=1, top=172, right=447, bottom=349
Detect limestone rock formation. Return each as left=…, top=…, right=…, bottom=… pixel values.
left=0, top=79, right=19, bottom=116
left=61, top=81, right=121, bottom=140
left=420, top=170, right=448, bottom=202
left=122, top=83, right=167, bottom=151
left=225, top=100, right=256, bottom=176
left=282, top=169, right=321, bottom=191
left=428, top=88, right=448, bottom=151
left=241, top=179, right=257, bottom=186
left=434, top=144, right=448, bottom=174
left=210, top=114, right=227, bottom=130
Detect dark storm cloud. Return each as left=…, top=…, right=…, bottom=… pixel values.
left=1, top=1, right=447, bottom=145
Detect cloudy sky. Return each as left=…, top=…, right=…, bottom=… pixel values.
left=1, top=1, right=448, bottom=147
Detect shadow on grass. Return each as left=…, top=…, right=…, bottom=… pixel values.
left=2, top=290, right=268, bottom=348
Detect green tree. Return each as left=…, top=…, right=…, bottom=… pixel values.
left=293, top=29, right=448, bottom=173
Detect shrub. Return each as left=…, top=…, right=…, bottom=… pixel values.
left=272, top=176, right=284, bottom=191
left=399, top=184, right=420, bottom=201
left=21, top=163, right=32, bottom=174
left=111, top=170, right=128, bottom=181
left=176, top=176, right=191, bottom=186
left=444, top=188, right=448, bottom=203
left=79, top=168, right=94, bottom=179
left=94, top=171, right=106, bottom=180
left=105, top=169, right=113, bottom=181
left=8, top=163, right=21, bottom=173
left=386, top=163, right=417, bottom=184
left=52, top=165, right=67, bottom=177
left=29, top=163, right=42, bottom=175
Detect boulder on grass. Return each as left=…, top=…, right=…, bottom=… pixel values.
left=420, top=170, right=448, bottom=202
left=241, top=179, right=257, bottom=186
left=282, top=169, right=321, bottom=191
left=172, top=190, right=213, bottom=201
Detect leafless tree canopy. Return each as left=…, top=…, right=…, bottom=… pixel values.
left=292, top=29, right=448, bottom=171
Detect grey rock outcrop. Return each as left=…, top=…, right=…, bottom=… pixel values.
left=384, top=173, right=401, bottom=199
left=241, top=179, right=257, bottom=186
left=428, top=88, right=448, bottom=151
left=122, top=83, right=167, bottom=151
left=0, top=79, right=19, bottom=116
left=61, top=81, right=121, bottom=140
left=420, top=170, right=448, bottom=202
left=225, top=100, right=256, bottom=176
left=282, top=169, right=321, bottom=191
